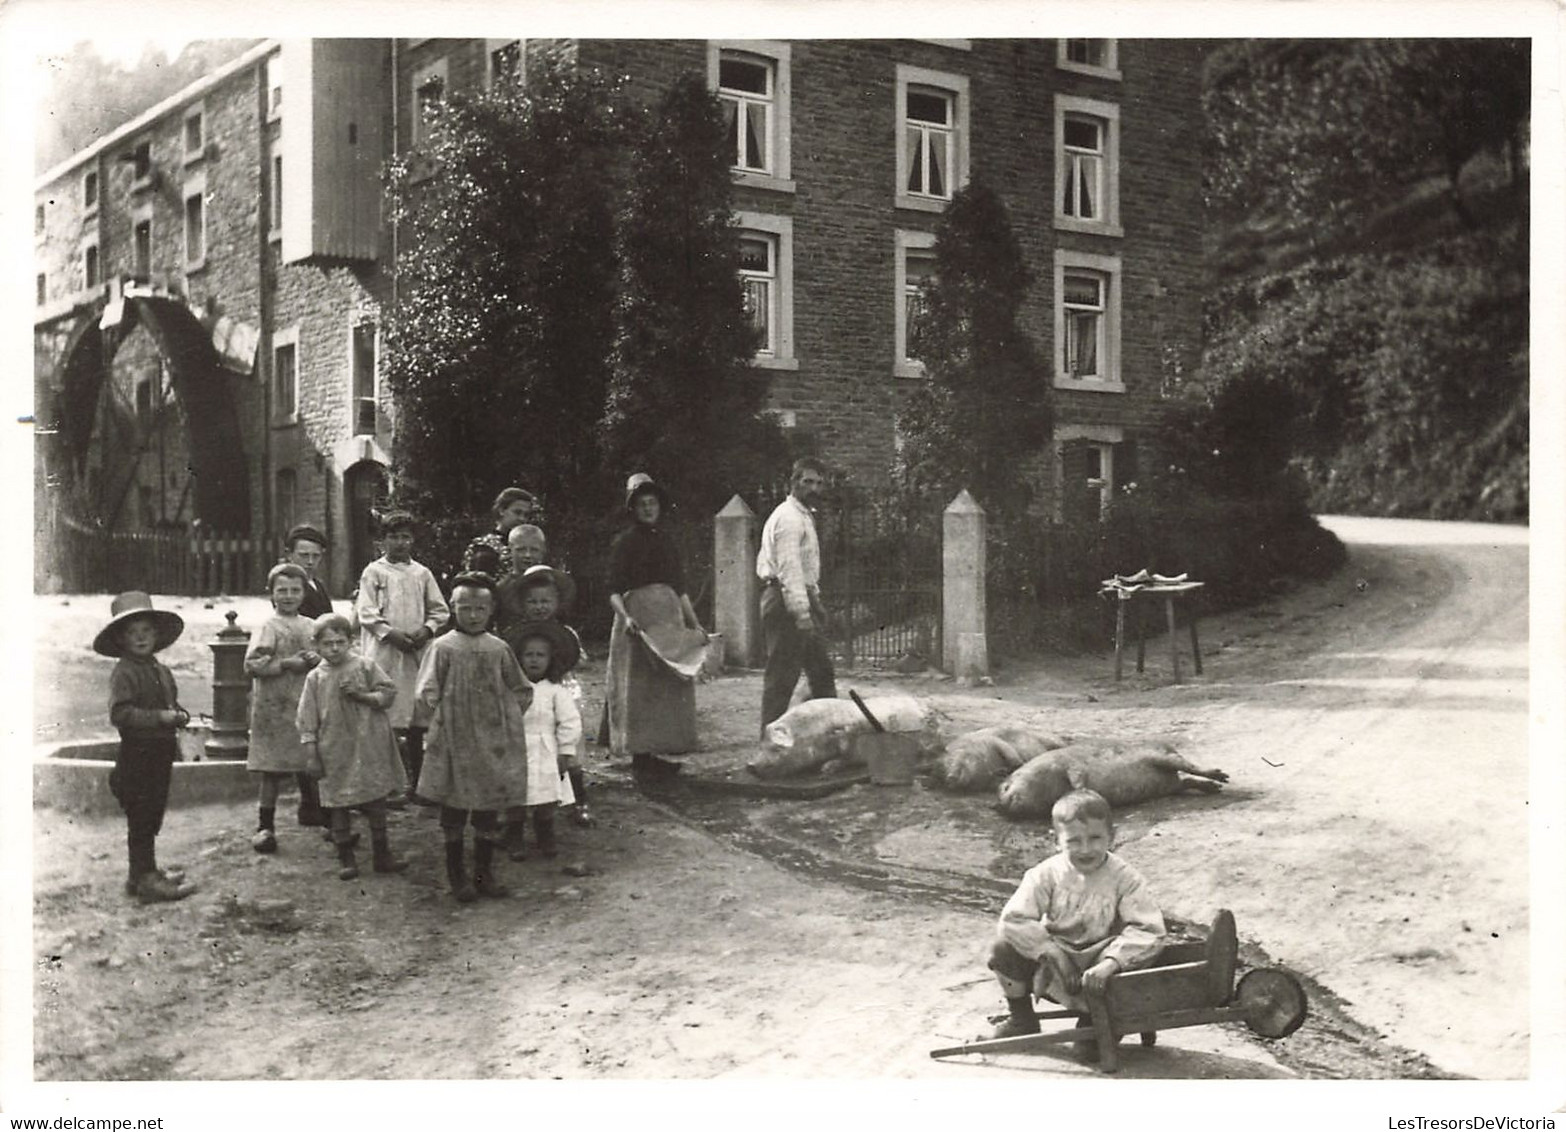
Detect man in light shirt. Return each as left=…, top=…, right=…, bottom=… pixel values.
left=756, top=457, right=838, bottom=731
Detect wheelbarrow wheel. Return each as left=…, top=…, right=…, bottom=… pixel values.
left=1235, top=968, right=1307, bottom=1039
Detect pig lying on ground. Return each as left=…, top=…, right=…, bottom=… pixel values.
left=995, top=739, right=1228, bottom=819
left=928, top=724, right=1075, bottom=793
left=749, top=695, right=942, bottom=779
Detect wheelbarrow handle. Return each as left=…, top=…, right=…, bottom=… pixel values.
left=848, top=689, right=885, bottom=732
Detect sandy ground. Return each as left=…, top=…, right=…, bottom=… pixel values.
left=24, top=516, right=1542, bottom=1086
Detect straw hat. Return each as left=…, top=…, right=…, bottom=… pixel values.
left=93, top=592, right=185, bottom=658
left=507, top=618, right=581, bottom=676
left=623, top=472, right=670, bottom=513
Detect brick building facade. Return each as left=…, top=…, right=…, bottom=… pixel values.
left=34, top=37, right=1202, bottom=592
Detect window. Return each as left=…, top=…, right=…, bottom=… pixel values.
left=36, top=273, right=46, bottom=306
left=34, top=203, right=44, bottom=238
left=266, top=54, right=283, bottom=119
left=83, top=170, right=98, bottom=212
left=411, top=57, right=448, bottom=146
left=183, top=104, right=205, bottom=161
left=183, top=179, right=206, bottom=268
left=895, top=64, right=969, bottom=212
left=486, top=39, right=523, bottom=88
left=1054, top=249, right=1123, bottom=391
left=894, top=229, right=937, bottom=378
left=269, top=154, right=283, bottom=238
left=707, top=41, right=793, bottom=190
left=273, top=329, right=299, bottom=422
left=1058, top=39, right=1120, bottom=80
left=1055, top=95, right=1121, bottom=235
left=734, top=211, right=796, bottom=369
left=133, top=217, right=152, bottom=278
left=129, top=140, right=153, bottom=187
left=1054, top=426, right=1125, bottom=523
left=276, top=468, right=298, bottom=535
left=351, top=318, right=379, bottom=436
left=84, top=243, right=100, bottom=290
left=738, top=233, right=777, bottom=356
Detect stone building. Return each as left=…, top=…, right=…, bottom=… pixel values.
left=33, top=37, right=1202, bottom=591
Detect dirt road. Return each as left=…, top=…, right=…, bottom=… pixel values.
left=27, top=516, right=1539, bottom=1083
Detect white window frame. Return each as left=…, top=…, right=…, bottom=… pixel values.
left=273, top=325, right=300, bottom=424
left=895, top=64, right=969, bottom=213
left=82, top=169, right=99, bottom=216
left=707, top=41, right=793, bottom=192
left=1054, top=249, right=1123, bottom=392
left=411, top=57, right=449, bottom=147
left=183, top=102, right=206, bottom=164
left=485, top=39, right=525, bottom=89
left=734, top=210, right=796, bottom=370
left=265, top=54, right=283, bottom=121
left=182, top=174, right=207, bottom=271
left=1055, top=95, right=1122, bottom=236
left=348, top=313, right=382, bottom=437
left=1057, top=39, right=1121, bottom=80
left=894, top=229, right=937, bottom=379
left=1052, top=424, right=1124, bottom=522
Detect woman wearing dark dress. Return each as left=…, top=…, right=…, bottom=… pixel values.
left=602, top=474, right=706, bottom=775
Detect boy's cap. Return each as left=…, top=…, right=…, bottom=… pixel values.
left=284, top=524, right=328, bottom=549
left=93, top=592, right=185, bottom=657
left=376, top=509, right=417, bottom=533
left=517, top=563, right=576, bottom=616
left=508, top=618, right=580, bottom=675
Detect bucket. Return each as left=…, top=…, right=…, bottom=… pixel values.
left=854, top=730, right=921, bottom=786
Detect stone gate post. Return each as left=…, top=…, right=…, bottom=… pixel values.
left=714, top=495, right=760, bottom=668
left=942, top=490, right=989, bottom=680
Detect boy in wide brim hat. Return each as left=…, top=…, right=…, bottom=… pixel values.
left=96, top=592, right=198, bottom=904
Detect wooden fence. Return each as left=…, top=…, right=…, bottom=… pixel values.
left=49, top=514, right=272, bottom=596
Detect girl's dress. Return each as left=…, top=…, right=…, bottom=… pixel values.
left=295, top=655, right=407, bottom=808
left=244, top=612, right=316, bottom=773
left=522, top=677, right=582, bottom=806
left=413, top=630, right=531, bottom=811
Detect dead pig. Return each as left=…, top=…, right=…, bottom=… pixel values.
left=749, top=695, right=939, bottom=779
left=929, top=724, right=1074, bottom=793
left=996, top=740, right=1228, bottom=819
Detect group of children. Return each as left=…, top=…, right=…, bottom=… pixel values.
left=100, top=499, right=1170, bottom=1046
left=102, top=507, right=591, bottom=905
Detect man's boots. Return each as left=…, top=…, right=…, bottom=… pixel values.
left=989, top=996, right=1041, bottom=1039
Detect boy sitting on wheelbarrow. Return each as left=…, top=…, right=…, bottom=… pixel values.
left=986, top=789, right=1166, bottom=1043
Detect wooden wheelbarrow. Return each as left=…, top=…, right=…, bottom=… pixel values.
left=930, top=909, right=1307, bottom=1073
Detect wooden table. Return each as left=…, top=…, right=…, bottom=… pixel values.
left=1102, top=580, right=1205, bottom=684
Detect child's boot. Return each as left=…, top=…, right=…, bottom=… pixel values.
left=252, top=806, right=278, bottom=854
left=503, top=816, right=529, bottom=862
left=335, top=837, right=360, bottom=881
left=989, top=996, right=1041, bottom=1039
left=445, top=838, right=477, bottom=903
left=296, top=774, right=326, bottom=827
left=533, top=806, right=558, bottom=859
left=473, top=838, right=509, bottom=898
left=371, top=830, right=408, bottom=874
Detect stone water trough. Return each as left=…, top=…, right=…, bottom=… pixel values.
left=34, top=728, right=253, bottom=816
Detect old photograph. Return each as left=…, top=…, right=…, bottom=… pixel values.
left=8, top=1, right=1562, bottom=1124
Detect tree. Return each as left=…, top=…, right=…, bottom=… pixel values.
left=383, top=57, right=626, bottom=524
left=892, top=182, right=1051, bottom=519
left=600, top=72, right=787, bottom=517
